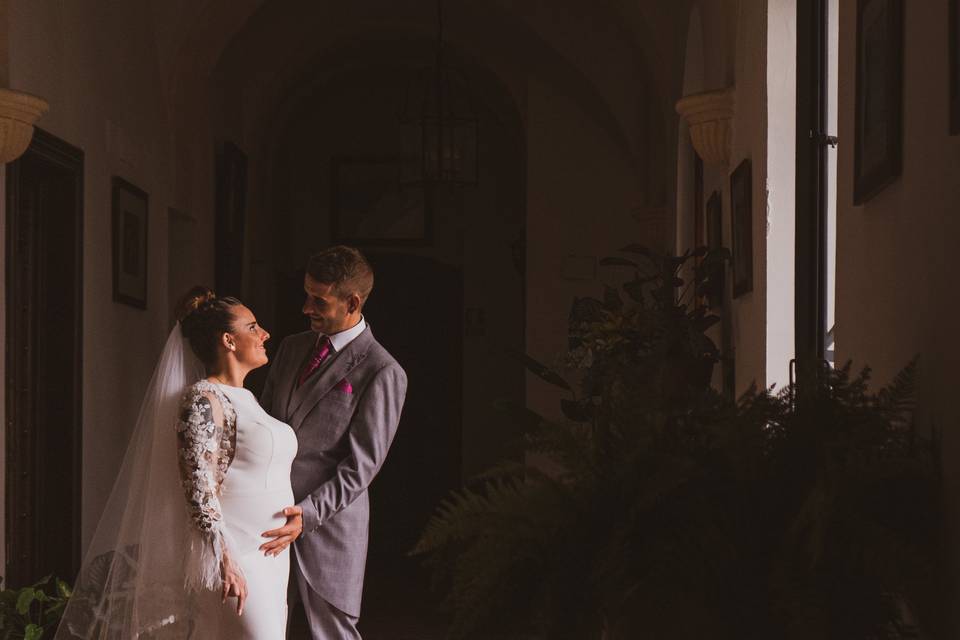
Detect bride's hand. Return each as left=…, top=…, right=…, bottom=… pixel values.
left=260, top=505, right=304, bottom=557
left=221, top=551, right=247, bottom=616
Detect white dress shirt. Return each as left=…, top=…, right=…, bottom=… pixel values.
left=323, top=315, right=367, bottom=353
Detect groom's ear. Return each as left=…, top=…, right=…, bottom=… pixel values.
left=347, top=293, right=362, bottom=314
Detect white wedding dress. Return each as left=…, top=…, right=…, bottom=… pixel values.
left=178, top=380, right=299, bottom=639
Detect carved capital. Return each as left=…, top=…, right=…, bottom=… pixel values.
left=0, top=89, right=49, bottom=163
left=675, top=88, right=735, bottom=167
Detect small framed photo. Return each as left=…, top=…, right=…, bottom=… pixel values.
left=331, top=156, right=432, bottom=246
left=730, top=160, right=753, bottom=299
left=112, top=177, right=148, bottom=309
left=951, top=0, right=960, bottom=134
left=854, top=0, right=903, bottom=203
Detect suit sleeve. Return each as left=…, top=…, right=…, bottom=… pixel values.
left=297, top=362, right=407, bottom=531
left=260, top=336, right=289, bottom=416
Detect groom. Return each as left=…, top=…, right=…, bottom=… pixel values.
left=259, top=245, right=407, bottom=639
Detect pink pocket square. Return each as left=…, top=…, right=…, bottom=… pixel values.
left=334, top=379, right=353, bottom=394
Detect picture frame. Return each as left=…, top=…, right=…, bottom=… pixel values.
left=705, top=190, right=724, bottom=308
left=951, top=0, right=960, bottom=134
left=730, top=160, right=753, bottom=298
left=112, top=177, right=149, bottom=309
left=214, top=141, right=247, bottom=299
left=853, top=0, right=903, bottom=203
left=331, top=155, right=432, bottom=246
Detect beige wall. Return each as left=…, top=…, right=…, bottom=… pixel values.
left=835, top=0, right=960, bottom=620
left=5, top=0, right=201, bottom=551
left=0, top=0, right=690, bottom=574
left=525, top=75, right=646, bottom=420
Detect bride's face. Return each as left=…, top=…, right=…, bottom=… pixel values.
left=226, top=305, right=270, bottom=369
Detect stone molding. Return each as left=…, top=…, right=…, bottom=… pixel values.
left=675, top=87, right=735, bottom=167
left=0, top=89, right=49, bottom=163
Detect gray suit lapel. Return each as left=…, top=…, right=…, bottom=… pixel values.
left=288, top=327, right=374, bottom=426
left=279, top=332, right=317, bottom=421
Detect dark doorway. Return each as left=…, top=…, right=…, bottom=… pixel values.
left=360, top=252, right=462, bottom=638
left=5, top=128, right=84, bottom=587
left=363, top=252, right=462, bottom=558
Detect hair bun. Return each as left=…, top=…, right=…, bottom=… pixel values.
left=175, top=285, right=216, bottom=323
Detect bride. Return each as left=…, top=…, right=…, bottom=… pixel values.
left=55, top=287, right=300, bottom=639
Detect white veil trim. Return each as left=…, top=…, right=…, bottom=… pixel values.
left=55, top=325, right=225, bottom=639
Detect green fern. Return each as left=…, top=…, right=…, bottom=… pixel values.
left=415, top=245, right=940, bottom=639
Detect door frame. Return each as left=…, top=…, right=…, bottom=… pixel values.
left=5, top=127, right=84, bottom=583
left=795, top=0, right=830, bottom=375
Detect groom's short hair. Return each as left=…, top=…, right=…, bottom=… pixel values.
left=307, top=246, right=374, bottom=305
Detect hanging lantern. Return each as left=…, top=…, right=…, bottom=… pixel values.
left=400, top=0, right=479, bottom=188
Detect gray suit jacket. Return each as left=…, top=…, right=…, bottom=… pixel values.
left=260, top=325, right=407, bottom=616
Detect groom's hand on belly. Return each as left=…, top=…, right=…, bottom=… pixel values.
left=260, top=505, right=304, bottom=556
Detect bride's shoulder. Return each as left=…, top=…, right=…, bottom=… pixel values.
left=182, top=379, right=217, bottom=397
left=179, top=380, right=227, bottom=409
left=178, top=380, right=235, bottom=423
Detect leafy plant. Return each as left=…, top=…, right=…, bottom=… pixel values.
left=0, top=575, right=71, bottom=640
left=414, top=244, right=940, bottom=639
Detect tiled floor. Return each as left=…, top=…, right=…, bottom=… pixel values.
left=289, top=556, right=447, bottom=640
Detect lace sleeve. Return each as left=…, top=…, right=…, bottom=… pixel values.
left=176, top=383, right=236, bottom=590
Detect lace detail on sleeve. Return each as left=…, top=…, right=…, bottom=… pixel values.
left=176, top=380, right=237, bottom=590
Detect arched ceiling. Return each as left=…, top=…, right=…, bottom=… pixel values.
left=156, top=0, right=697, bottom=214
left=160, top=0, right=693, bottom=155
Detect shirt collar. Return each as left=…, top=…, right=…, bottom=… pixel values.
left=323, top=315, right=366, bottom=352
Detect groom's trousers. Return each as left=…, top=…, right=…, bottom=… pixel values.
left=292, top=554, right=362, bottom=640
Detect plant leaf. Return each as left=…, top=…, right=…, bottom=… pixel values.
left=55, top=579, right=71, bottom=599
left=505, top=349, right=572, bottom=391
left=619, top=243, right=657, bottom=257
left=603, top=286, right=623, bottom=311
left=560, top=399, right=592, bottom=422
left=16, top=588, right=36, bottom=615
left=599, top=257, right=638, bottom=268
left=24, top=623, right=42, bottom=640
left=29, top=575, right=51, bottom=590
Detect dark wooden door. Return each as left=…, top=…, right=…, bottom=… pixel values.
left=5, top=128, right=84, bottom=587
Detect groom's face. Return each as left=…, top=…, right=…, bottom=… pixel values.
left=303, top=274, right=353, bottom=335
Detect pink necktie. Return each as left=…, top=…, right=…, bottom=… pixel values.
left=298, top=335, right=332, bottom=387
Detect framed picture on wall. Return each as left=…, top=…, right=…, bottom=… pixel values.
left=705, top=190, right=725, bottom=308
left=730, top=160, right=753, bottom=298
left=853, top=0, right=903, bottom=203
left=112, top=177, right=149, bottom=309
left=332, top=156, right=432, bottom=246
left=951, top=0, right=960, bottom=134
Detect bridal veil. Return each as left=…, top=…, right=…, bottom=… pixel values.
left=55, top=325, right=225, bottom=639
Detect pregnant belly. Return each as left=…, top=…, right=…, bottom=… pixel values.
left=219, top=488, right=296, bottom=557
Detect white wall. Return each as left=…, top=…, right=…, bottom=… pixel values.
left=681, top=0, right=778, bottom=395
left=764, top=0, right=796, bottom=389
